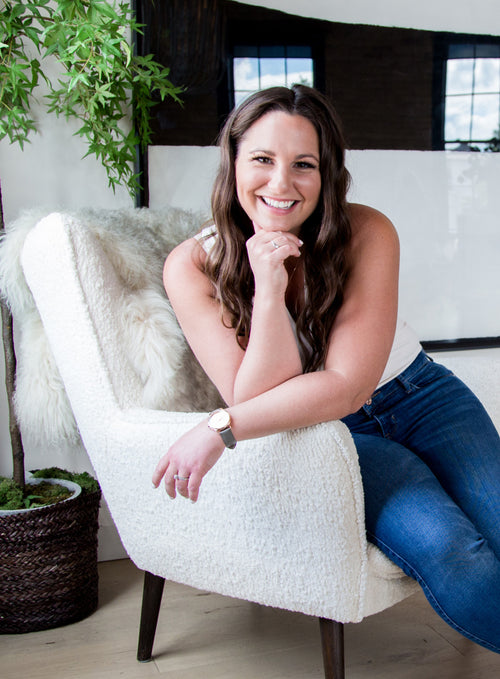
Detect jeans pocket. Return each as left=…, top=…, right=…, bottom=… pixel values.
left=405, top=359, right=454, bottom=391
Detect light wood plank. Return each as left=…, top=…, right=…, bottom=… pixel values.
left=1, top=559, right=499, bottom=679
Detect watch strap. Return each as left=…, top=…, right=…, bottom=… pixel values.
left=219, top=426, right=237, bottom=449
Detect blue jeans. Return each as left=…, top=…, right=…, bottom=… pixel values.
left=342, top=351, right=500, bottom=653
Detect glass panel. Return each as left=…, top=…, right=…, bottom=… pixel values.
left=233, top=46, right=258, bottom=58
left=234, top=91, right=254, bottom=107
left=260, top=57, right=286, bottom=88
left=285, top=46, right=312, bottom=58
left=448, top=44, right=475, bottom=59
left=474, top=58, right=500, bottom=93
left=286, top=58, right=314, bottom=86
left=445, top=95, right=473, bottom=141
left=471, top=94, right=500, bottom=139
left=476, top=44, right=500, bottom=58
left=233, top=57, right=259, bottom=92
left=260, top=46, right=285, bottom=58
left=446, top=59, right=474, bottom=95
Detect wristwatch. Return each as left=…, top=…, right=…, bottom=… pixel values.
left=207, top=408, right=237, bottom=449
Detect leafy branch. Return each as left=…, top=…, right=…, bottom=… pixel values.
left=0, top=0, right=183, bottom=197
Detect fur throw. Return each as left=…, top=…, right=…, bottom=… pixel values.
left=0, top=207, right=224, bottom=445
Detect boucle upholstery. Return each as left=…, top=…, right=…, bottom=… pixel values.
left=17, top=210, right=418, bottom=623
left=0, top=207, right=223, bottom=444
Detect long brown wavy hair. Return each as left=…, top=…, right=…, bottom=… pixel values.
left=205, top=84, right=352, bottom=372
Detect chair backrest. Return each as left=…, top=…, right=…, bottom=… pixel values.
left=21, top=213, right=144, bottom=449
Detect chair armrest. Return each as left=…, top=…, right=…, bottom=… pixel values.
left=91, top=408, right=369, bottom=622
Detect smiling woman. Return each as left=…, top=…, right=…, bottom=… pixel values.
left=154, top=84, right=500, bottom=656
left=234, top=111, right=321, bottom=234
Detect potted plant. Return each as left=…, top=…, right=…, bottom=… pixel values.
left=0, top=0, right=182, bottom=632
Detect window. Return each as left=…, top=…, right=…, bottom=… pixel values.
left=231, top=46, right=314, bottom=108
left=444, top=43, right=500, bottom=151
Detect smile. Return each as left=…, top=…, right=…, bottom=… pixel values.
left=261, top=197, right=297, bottom=210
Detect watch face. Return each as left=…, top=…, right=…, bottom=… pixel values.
left=210, top=409, right=230, bottom=430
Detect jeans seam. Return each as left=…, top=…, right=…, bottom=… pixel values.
left=367, top=531, right=500, bottom=654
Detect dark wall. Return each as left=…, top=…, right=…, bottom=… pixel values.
left=324, top=23, right=435, bottom=150
left=145, top=1, right=437, bottom=150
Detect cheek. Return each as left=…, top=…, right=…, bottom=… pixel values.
left=306, top=177, right=322, bottom=207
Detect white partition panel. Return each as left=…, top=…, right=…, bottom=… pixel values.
left=150, top=146, right=500, bottom=342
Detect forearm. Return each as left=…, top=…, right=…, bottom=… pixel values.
left=232, top=291, right=303, bottom=403
left=229, top=368, right=367, bottom=442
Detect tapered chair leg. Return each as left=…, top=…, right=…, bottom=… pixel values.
left=319, top=618, right=345, bottom=679
left=137, top=571, right=166, bottom=662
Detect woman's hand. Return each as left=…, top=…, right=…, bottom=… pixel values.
left=246, top=227, right=302, bottom=297
left=152, top=420, right=225, bottom=502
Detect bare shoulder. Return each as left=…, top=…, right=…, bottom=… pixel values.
left=347, top=203, right=399, bottom=257
left=348, top=203, right=398, bottom=241
left=163, top=236, right=211, bottom=299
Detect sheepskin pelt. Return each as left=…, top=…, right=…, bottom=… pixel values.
left=0, top=206, right=224, bottom=445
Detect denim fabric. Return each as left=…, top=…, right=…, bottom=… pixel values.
left=342, top=351, right=500, bottom=653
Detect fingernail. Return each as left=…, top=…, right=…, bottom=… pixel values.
left=298, top=239, right=304, bottom=246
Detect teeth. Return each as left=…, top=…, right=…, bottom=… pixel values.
left=262, top=197, right=295, bottom=209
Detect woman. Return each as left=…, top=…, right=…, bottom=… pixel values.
left=153, top=85, right=500, bottom=652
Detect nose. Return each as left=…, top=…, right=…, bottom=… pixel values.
left=268, top=162, right=292, bottom=192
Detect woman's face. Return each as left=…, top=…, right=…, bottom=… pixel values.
left=234, top=111, right=321, bottom=236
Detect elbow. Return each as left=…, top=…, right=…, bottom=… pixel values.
left=322, top=370, right=373, bottom=418
left=347, top=392, right=371, bottom=416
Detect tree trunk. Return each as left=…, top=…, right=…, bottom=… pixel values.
left=0, top=181, right=25, bottom=488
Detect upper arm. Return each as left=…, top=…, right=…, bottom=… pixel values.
left=324, top=204, right=400, bottom=410
left=163, top=239, right=245, bottom=405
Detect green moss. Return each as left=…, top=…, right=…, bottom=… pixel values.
left=0, top=478, right=24, bottom=510
left=0, top=476, right=70, bottom=510
left=31, top=468, right=100, bottom=494
left=0, top=468, right=99, bottom=511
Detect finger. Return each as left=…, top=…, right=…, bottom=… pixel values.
left=163, top=465, right=180, bottom=499
left=269, top=237, right=302, bottom=259
left=152, top=457, right=170, bottom=487
left=188, top=471, right=203, bottom=503
left=175, top=472, right=191, bottom=499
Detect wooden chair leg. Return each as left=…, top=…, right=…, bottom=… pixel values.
left=319, top=618, right=345, bottom=679
left=137, top=571, right=166, bottom=662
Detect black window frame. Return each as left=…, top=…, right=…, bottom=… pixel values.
left=433, top=32, right=500, bottom=152
left=217, top=9, right=325, bottom=120
left=228, top=44, right=316, bottom=109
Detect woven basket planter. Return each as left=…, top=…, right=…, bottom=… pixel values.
left=0, top=483, right=101, bottom=634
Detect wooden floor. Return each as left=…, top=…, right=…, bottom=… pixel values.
left=1, top=558, right=499, bottom=679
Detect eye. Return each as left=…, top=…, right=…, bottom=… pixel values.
left=251, top=155, right=272, bottom=164
left=295, top=160, right=317, bottom=170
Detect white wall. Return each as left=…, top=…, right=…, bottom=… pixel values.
left=0, top=60, right=132, bottom=226
left=0, top=42, right=132, bottom=561
left=237, top=0, right=500, bottom=35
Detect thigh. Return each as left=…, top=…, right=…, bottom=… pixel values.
left=353, top=432, right=498, bottom=580
left=354, top=432, right=500, bottom=651
left=398, top=370, right=500, bottom=557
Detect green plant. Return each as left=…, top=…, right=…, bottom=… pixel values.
left=0, top=0, right=183, bottom=490
left=1, top=0, right=182, bottom=196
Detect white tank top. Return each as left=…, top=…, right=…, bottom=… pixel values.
left=377, top=318, right=421, bottom=387
left=194, top=227, right=422, bottom=388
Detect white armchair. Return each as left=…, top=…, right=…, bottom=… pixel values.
left=18, top=210, right=418, bottom=678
